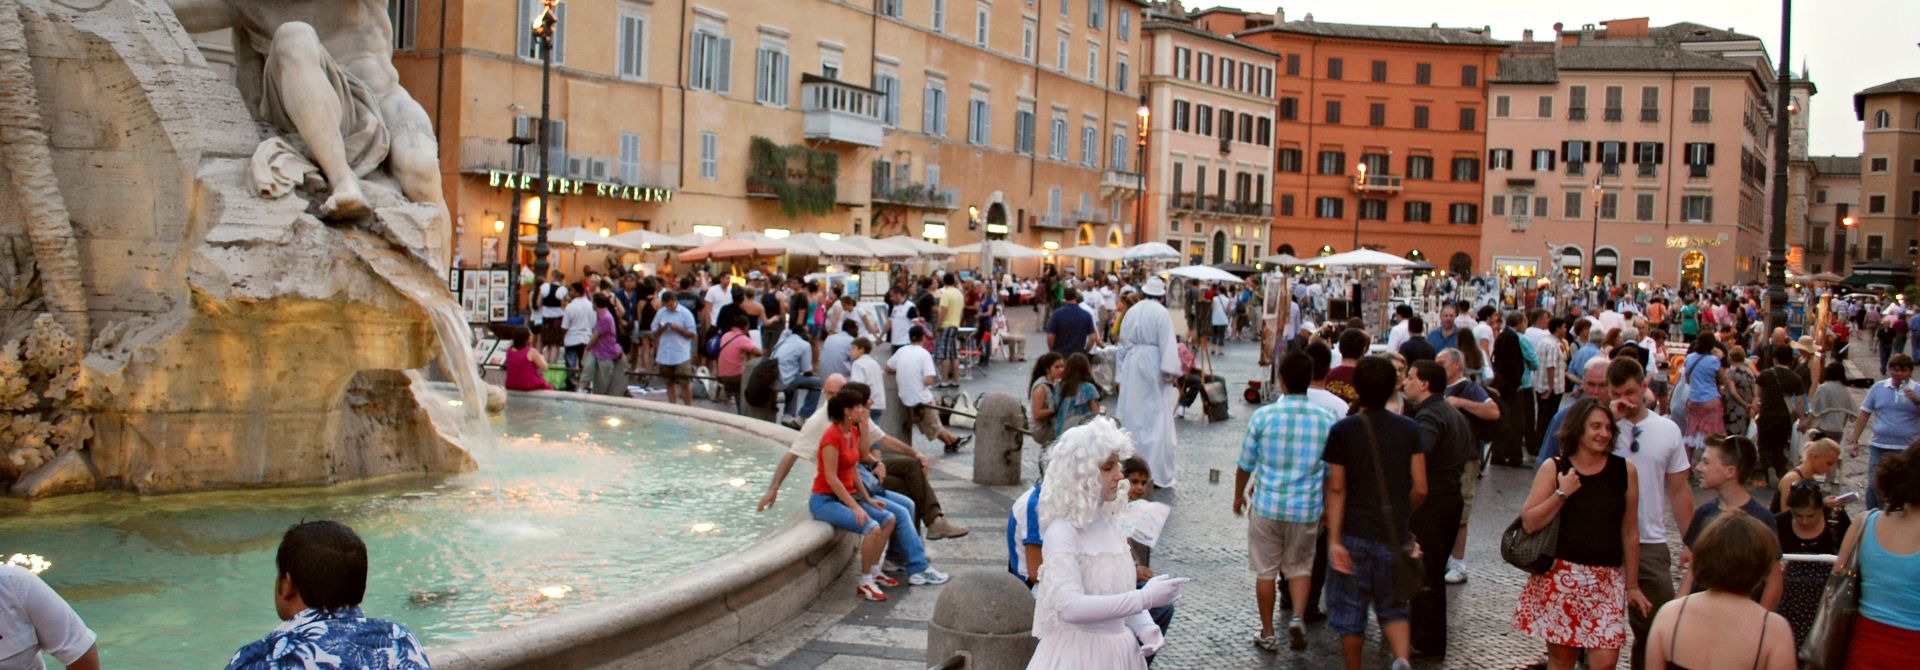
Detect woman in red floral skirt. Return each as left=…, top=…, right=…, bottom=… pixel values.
left=1512, top=396, right=1653, bottom=669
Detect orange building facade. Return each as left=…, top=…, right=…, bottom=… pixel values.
left=1233, top=15, right=1503, bottom=274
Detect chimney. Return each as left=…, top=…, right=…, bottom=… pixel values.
left=1275, top=5, right=1284, bottom=23
left=1303, top=12, right=1313, bottom=23
left=1429, top=23, right=1440, bottom=37
left=1523, top=28, right=1534, bottom=42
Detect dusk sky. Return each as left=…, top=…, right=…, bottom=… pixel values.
left=1202, top=0, right=1920, bottom=158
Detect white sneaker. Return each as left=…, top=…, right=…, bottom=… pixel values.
left=1444, top=561, right=1468, bottom=585
left=882, top=560, right=903, bottom=574
left=909, top=568, right=950, bottom=585
left=1175, top=407, right=1186, bottom=420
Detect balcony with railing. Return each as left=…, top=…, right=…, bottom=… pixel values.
left=1068, top=206, right=1108, bottom=225
left=802, top=74, right=885, bottom=148
left=1351, top=174, right=1403, bottom=194
left=458, top=137, right=680, bottom=190
left=1035, top=212, right=1076, bottom=230
left=1101, top=169, right=1143, bottom=195
left=870, top=175, right=958, bottom=210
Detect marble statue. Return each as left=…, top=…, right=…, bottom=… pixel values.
left=0, top=0, right=480, bottom=498
left=167, top=0, right=448, bottom=265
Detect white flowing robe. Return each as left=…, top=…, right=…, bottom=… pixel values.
left=1116, top=299, right=1182, bottom=487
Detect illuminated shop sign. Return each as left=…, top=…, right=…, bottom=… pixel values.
left=486, top=170, right=674, bottom=204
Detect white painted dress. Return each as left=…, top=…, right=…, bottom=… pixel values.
left=1028, top=518, right=1154, bottom=670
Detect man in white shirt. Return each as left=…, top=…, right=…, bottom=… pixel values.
left=704, top=277, right=732, bottom=327
left=0, top=563, right=98, bottom=670
left=887, top=325, right=969, bottom=453
left=559, top=286, right=596, bottom=391
left=1386, top=304, right=1414, bottom=352
left=1606, top=356, right=1694, bottom=668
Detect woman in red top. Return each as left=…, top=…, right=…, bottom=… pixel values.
left=501, top=326, right=553, bottom=391
left=807, top=385, right=897, bottom=601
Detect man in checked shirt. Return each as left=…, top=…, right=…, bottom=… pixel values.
left=1234, top=350, right=1340, bottom=654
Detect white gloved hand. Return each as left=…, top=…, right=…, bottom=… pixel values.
left=1137, top=625, right=1166, bottom=658
left=1136, top=574, right=1189, bottom=610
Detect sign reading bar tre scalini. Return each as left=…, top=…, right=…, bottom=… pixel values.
left=486, top=170, right=674, bottom=203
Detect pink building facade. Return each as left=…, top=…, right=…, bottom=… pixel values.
left=1480, top=19, right=1776, bottom=289
left=1141, top=18, right=1278, bottom=267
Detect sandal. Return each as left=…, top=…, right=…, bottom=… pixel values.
left=856, top=582, right=888, bottom=602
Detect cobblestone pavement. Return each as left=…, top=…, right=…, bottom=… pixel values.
left=698, top=313, right=1886, bottom=670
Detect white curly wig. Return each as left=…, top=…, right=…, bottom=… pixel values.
left=1037, top=417, right=1136, bottom=530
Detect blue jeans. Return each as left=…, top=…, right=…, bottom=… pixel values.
left=878, top=490, right=930, bottom=575
left=782, top=376, right=824, bottom=419
left=808, top=492, right=892, bottom=535
left=1868, top=445, right=1896, bottom=510
left=563, top=344, right=585, bottom=391
left=1325, top=534, right=1412, bottom=637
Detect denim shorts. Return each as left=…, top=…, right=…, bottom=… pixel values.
left=1325, top=534, right=1411, bottom=637
left=809, top=492, right=892, bottom=535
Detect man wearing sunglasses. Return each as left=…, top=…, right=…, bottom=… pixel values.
left=1606, top=356, right=1696, bottom=669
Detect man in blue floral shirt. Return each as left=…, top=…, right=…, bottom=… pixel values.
left=226, top=521, right=429, bottom=670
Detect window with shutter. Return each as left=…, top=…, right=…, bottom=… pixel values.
left=1636, top=193, right=1655, bottom=221
left=1564, top=192, right=1583, bottom=220
left=1325, top=100, right=1341, bottom=125
left=1491, top=195, right=1506, bottom=216
left=1415, top=63, right=1430, bottom=85
left=1534, top=197, right=1548, bottom=217
left=1327, top=58, right=1343, bottom=80
left=1640, top=86, right=1659, bottom=122
left=1082, top=124, right=1097, bottom=166
left=1369, top=103, right=1385, bottom=127
left=617, top=11, right=647, bottom=79
left=1413, top=106, right=1428, bottom=129
left=1278, top=149, right=1302, bottom=173
left=1538, top=95, right=1553, bottom=118
left=619, top=132, right=640, bottom=184
left=1371, top=60, right=1387, bottom=83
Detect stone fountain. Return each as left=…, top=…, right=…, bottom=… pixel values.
left=0, top=0, right=484, bottom=497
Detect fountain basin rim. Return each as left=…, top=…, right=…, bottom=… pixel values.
left=429, top=390, right=848, bottom=670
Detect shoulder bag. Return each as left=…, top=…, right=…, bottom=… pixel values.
left=1499, top=457, right=1564, bottom=575
left=1669, top=355, right=1695, bottom=418
left=1357, top=414, right=1426, bottom=601
left=1799, top=510, right=1868, bottom=669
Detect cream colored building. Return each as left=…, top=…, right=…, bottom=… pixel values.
left=371, top=0, right=1147, bottom=277
left=1808, top=155, right=1862, bottom=274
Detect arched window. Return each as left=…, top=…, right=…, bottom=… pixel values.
left=1449, top=252, right=1472, bottom=276
left=1874, top=110, right=1891, bottom=129
left=1277, top=243, right=1295, bottom=256
left=1914, top=111, right=1920, bottom=129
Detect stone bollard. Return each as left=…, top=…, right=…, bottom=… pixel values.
left=739, top=357, right=780, bottom=424
left=971, top=391, right=1027, bottom=486
left=927, top=569, right=1038, bottom=669
left=879, top=352, right=910, bottom=444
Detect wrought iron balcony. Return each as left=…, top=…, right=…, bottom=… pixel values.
left=801, top=74, right=885, bottom=148
left=1351, top=174, right=1403, bottom=194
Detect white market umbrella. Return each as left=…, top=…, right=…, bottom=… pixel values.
left=953, top=240, right=1046, bottom=259
left=1055, top=245, right=1126, bottom=262
left=1164, top=264, right=1245, bottom=283
left=880, top=235, right=957, bottom=258
left=607, top=228, right=701, bottom=251
left=785, top=232, right=874, bottom=259
left=1309, top=249, right=1420, bottom=268
left=1258, top=253, right=1304, bottom=266
left=840, top=235, right=917, bottom=259
left=520, top=226, right=641, bottom=251
left=1123, top=242, right=1182, bottom=262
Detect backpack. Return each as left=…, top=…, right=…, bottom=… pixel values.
left=704, top=330, right=736, bottom=360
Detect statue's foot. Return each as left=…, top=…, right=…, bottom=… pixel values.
left=319, top=187, right=371, bottom=220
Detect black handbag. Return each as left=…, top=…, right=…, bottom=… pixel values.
left=1358, top=415, right=1426, bottom=601
left=1799, top=511, right=1867, bottom=669
left=1500, top=458, right=1564, bottom=575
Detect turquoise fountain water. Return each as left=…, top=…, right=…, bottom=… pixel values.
left=0, top=395, right=801, bottom=669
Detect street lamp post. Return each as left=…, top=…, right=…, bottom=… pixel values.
left=503, top=132, right=531, bottom=317
left=530, top=1, right=559, bottom=296
left=1590, top=178, right=1603, bottom=294
left=1134, top=104, right=1150, bottom=246
left=1765, top=0, right=1793, bottom=332
left=1352, top=162, right=1368, bottom=250
left=1836, top=211, right=1853, bottom=277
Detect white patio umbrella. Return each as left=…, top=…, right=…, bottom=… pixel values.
left=1309, top=249, right=1420, bottom=268
left=607, top=228, right=702, bottom=251
left=839, top=235, right=917, bottom=259
left=519, top=226, right=640, bottom=251
left=953, top=240, right=1046, bottom=259
left=879, top=235, right=957, bottom=258
left=1122, top=242, right=1182, bottom=262
left=784, top=232, right=873, bottom=258
left=1258, top=253, right=1304, bottom=266
left=1163, top=265, right=1244, bottom=283
left=1055, top=245, right=1127, bottom=262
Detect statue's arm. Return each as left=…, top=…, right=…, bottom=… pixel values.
left=164, top=0, right=236, bottom=33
